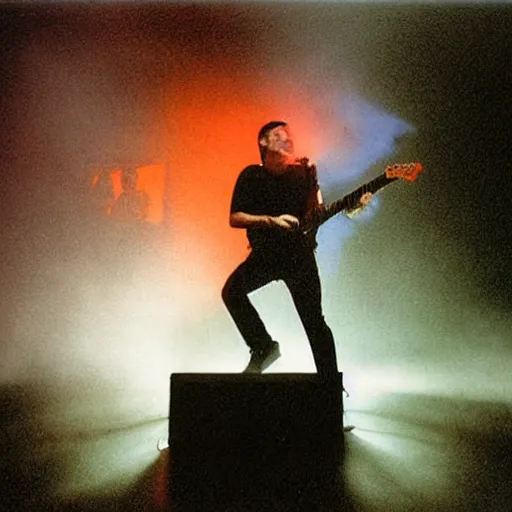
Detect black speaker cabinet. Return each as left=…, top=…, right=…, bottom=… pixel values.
left=169, top=373, right=344, bottom=510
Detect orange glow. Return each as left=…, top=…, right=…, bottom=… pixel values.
left=91, top=164, right=165, bottom=223
left=153, top=450, right=170, bottom=511
left=164, top=62, right=349, bottom=292
left=111, top=165, right=166, bottom=224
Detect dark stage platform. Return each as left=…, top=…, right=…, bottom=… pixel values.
left=168, top=373, right=346, bottom=511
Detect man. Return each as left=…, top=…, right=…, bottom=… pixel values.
left=111, top=167, right=150, bottom=222
left=222, top=121, right=372, bottom=375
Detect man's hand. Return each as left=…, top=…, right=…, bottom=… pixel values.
left=269, top=214, right=300, bottom=230
left=359, top=192, right=373, bottom=207
left=346, top=192, right=374, bottom=218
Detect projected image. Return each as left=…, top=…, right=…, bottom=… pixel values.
left=89, top=164, right=166, bottom=224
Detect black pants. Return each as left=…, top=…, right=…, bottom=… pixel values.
left=222, top=247, right=339, bottom=377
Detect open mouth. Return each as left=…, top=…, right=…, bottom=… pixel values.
left=278, top=143, right=293, bottom=155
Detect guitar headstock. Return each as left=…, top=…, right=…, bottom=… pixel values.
left=385, top=162, right=423, bottom=182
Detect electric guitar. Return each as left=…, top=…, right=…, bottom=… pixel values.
left=302, top=162, right=423, bottom=235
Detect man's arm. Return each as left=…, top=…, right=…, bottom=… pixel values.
left=230, top=211, right=299, bottom=230
left=229, top=166, right=298, bottom=230
left=229, top=212, right=272, bottom=228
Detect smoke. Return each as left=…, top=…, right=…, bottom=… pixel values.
left=314, top=92, right=416, bottom=276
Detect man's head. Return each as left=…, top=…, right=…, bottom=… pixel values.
left=121, top=168, right=138, bottom=192
left=258, top=121, right=295, bottom=167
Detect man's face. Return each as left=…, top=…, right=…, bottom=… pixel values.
left=261, top=125, right=295, bottom=165
left=121, top=170, right=138, bottom=192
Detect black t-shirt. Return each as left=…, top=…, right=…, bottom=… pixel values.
left=230, top=163, right=318, bottom=252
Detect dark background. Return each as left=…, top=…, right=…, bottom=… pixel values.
left=1, top=3, right=511, bottom=511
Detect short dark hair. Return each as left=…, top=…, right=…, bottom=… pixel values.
left=258, top=120, right=287, bottom=163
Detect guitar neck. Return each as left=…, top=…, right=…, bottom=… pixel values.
left=306, top=172, right=397, bottom=232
